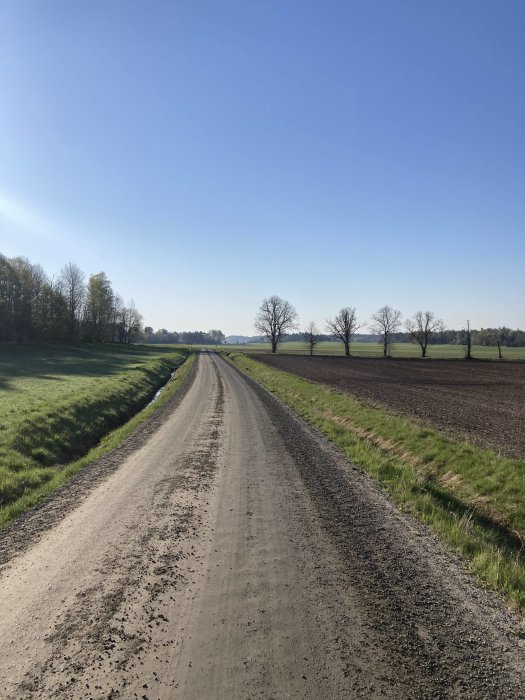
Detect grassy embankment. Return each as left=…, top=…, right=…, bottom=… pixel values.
left=221, top=341, right=525, bottom=360
left=0, top=344, right=194, bottom=528
left=225, top=352, right=525, bottom=612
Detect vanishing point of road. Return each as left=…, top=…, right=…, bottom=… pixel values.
left=1, top=352, right=524, bottom=699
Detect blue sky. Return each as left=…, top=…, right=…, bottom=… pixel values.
left=1, top=0, right=523, bottom=334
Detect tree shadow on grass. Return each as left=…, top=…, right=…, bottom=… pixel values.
left=426, top=483, right=525, bottom=561
left=0, top=343, right=184, bottom=384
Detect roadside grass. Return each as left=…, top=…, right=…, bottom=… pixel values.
left=0, top=344, right=193, bottom=528
left=224, top=351, right=525, bottom=612
left=221, top=341, right=525, bottom=360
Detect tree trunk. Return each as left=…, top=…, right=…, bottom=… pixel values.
left=383, top=338, right=388, bottom=357
left=344, top=342, right=350, bottom=356
left=271, top=340, right=277, bottom=353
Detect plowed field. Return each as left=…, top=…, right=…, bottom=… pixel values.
left=251, top=355, right=525, bottom=458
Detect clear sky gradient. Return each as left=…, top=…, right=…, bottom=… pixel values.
left=1, top=0, right=523, bottom=335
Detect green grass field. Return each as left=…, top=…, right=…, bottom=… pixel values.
left=224, top=351, right=525, bottom=612
left=221, top=341, right=525, bottom=360
left=0, top=343, right=190, bottom=522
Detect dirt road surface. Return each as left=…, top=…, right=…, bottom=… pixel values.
left=1, top=352, right=524, bottom=699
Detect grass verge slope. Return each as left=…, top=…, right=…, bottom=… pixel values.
left=0, top=344, right=192, bottom=527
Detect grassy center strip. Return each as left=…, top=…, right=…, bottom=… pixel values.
left=224, top=352, right=525, bottom=612
left=0, top=351, right=195, bottom=529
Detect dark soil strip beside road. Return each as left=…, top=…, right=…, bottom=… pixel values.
left=252, top=355, right=525, bottom=458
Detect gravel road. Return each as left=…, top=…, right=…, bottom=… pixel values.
left=1, top=351, right=524, bottom=699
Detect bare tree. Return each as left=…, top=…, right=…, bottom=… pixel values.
left=124, top=300, right=143, bottom=344
left=463, top=320, right=473, bottom=360
left=255, top=295, right=298, bottom=353
left=371, top=305, right=402, bottom=357
left=493, top=328, right=504, bottom=359
left=112, top=297, right=143, bottom=344
left=303, top=322, right=319, bottom=356
left=405, top=311, right=443, bottom=358
left=58, top=263, right=85, bottom=340
left=326, top=307, right=362, bottom=357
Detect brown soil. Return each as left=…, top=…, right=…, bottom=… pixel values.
left=251, top=355, right=525, bottom=458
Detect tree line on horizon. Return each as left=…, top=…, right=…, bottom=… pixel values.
left=273, top=327, right=525, bottom=348
left=0, top=253, right=142, bottom=344
left=142, top=328, right=225, bottom=345
left=254, top=295, right=525, bottom=357
left=1, top=255, right=522, bottom=353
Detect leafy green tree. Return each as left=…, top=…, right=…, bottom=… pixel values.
left=83, top=272, right=114, bottom=342
left=207, top=329, right=225, bottom=344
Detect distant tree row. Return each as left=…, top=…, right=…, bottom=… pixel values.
left=429, top=327, right=525, bottom=348
left=255, top=296, right=524, bottom=357
left=0, top=254, right=143, bottom=343
left=267, top=328, right=525, bottom=349
left=142, top=328, right=225, bottom=345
